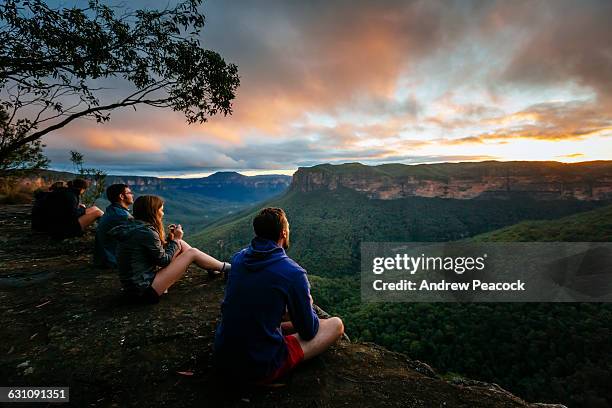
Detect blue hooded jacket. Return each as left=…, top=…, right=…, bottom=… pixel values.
left=214, top=237, right=319, bottom=380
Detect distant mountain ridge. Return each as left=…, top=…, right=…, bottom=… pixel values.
left=21, top=170, right=291, bottom=202
left=13, top=170, right=291, bottom=232
left=292, top=161, right=612, bottom=200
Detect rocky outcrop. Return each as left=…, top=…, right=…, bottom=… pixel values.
left=0, top=204, right=566, bottom=407
left=291, top=161, right=612, bottom=200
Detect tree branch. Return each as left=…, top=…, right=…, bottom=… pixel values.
left=0, top=0, right=239, bottom=169
left=0, top=96, right=172, bottom=159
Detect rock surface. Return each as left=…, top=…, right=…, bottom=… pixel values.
left=0, top=205, right=565, bottom=407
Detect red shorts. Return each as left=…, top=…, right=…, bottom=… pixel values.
left=261, top=335, right=304, bottom=383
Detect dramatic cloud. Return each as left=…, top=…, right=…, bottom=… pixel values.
left=41, top=0, right=612, bottom=175
left=444, top=100, right=612, bottom=144
left=501, top=0, right=612, bottom=104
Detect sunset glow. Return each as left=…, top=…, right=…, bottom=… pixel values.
left=44, top=0, right=612, bottom=176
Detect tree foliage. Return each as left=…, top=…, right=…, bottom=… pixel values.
left=192, top=188, right=606, bottom=278
left=0, top=107, right=49, bottom=173
left=69, top=150, right=106, bottom=206
left=0, top=0, right=240, bottom=167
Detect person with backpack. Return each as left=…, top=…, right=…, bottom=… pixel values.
left=34, top=178, right=103, bottom=239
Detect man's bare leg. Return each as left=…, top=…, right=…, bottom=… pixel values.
left=294, top=317, right=344, bottom=360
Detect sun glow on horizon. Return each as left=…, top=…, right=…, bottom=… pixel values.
left=43, top=1, right=612, bottom=174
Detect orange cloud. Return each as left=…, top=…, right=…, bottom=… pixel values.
left=200, top=2, right=451, bottom=139
left=440, top=101, right=612, bottom=145
left=83, top=128, right=163, bottom=153
left=36, top=1, right=612, bottom=170
left=558, top=153, right=585, bottom=158
left=43, top=2, right=465, bottom=155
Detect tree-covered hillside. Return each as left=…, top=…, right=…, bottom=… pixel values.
left=470, top=203, right=612, bottom=242
left=314, top=204, right=612, bottom=408
left=304, top=160, right=612, bottom=181
left=191, top=187, right=606, bottom=276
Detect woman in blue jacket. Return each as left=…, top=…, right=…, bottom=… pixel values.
left=110, top=195, right=230, bottom=303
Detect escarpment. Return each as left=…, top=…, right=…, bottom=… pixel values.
left=291, top=161, right=612, bottom=200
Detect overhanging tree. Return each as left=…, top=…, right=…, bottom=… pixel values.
left=0, top=107, right=49, bottom=172
left=0, top=0, right=240, bottom=170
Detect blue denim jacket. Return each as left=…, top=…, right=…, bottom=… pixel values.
left=93, top=203, right=132, bottom=268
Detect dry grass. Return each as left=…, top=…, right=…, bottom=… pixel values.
left=0, top=177, right=36, bottom=204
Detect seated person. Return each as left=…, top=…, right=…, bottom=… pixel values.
left=42, top=178, right=104, bottom=239
left=32, top=181, right=67, bottom=231
left=49, top=181, right=67, bottom=191
left=109, top=195, right=230, bottom=304
left=93, top=183, right=134, bottom=269
left=214, top=208, right=344, bottom=384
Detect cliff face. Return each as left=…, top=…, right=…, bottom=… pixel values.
left=291, top=161, right=612, bottom=200
left=0, top=204, right=565, bottom=408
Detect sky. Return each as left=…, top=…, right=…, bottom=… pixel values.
left=42, top=0, right=612, bottom=177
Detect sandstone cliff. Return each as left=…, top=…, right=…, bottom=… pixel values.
left=291, top=161, right=612, bottom=200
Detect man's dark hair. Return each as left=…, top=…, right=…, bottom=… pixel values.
left=253, top=207, right=288, bottom=241
left=68, top=178, right=88, bottom=191
left=49, top=181, right=66, bottom=191
left=106, top=183, right=129, bottom=203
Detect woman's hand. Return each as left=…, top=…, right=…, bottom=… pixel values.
left=167, top=224, right=183, bottom=241
left=167, top=224, right=176, bottom=241
left=174, top=224, right=184, bottom=240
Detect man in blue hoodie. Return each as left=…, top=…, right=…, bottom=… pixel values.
left=93, top=184, right=134, bottom=268
left=214, top=207, right=344, bottom=383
